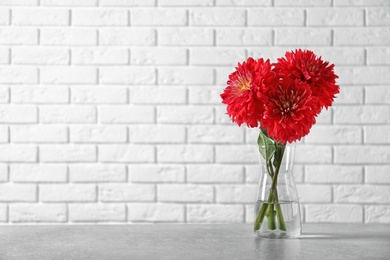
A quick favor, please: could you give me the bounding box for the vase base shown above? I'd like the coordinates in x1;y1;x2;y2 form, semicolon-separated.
254;231;301;239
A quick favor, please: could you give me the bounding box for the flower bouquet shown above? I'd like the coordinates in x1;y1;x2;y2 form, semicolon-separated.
220;49;339;237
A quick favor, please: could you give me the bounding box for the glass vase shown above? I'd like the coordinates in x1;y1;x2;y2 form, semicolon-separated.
254;143;301;238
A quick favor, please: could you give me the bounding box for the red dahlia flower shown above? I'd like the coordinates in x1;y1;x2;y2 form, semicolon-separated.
273;49;339;113
220;58;276;128
261;78;317;144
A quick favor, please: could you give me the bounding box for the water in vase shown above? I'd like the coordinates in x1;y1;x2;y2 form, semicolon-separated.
255;200;301;238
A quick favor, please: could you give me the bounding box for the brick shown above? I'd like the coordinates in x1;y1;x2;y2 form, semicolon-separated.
215;106;232;125
41;28;97;46
247;47;289;63
11;47;70;65
216;145;258;163
12;8;69;26
365;126;390;144
100;0;155;6
365;166;390;184
0;204;6;221
0;164;7;182
216;185;256;203
0;105;37;123
12;86;69;103
188;86;223;105
334;0;390;6
41;0;97;5
10;204;66;222
129;165;185;183
129;125;185;143
40;145;96;162
160;0;213;5
157;106;213;124
158;67;213;85
187;204;244;223
249;8;304;26
40;184;96;202
0;9;9;25
157;145;213;163
215;67;236;84
159;28;213;46
305;165;363;183
245;165;265;183
304;125;362;144
40;105;96;123
367;47;390;65
187;164;244;183
69;164;127;183
128;203;184;222
70;126;127;143
306;204;363;223
131;9;187;26
69;203;126;222
334;106;389;124
0;86;8;103
0;67;38;83
72;47;128;65
334;87;363;104
190;8;245;26
0;145;36;162
158;184;213;202
216;28;272;46
10;164;67;183
0;184;36;201
275;0;331;6
190;48;246;66
0;125;8;143
130;86;186;104
99;184;155;201
71;86;127;104
307;8;364;26
72;9;128;26
188;125;244;143
309;47;365;65
99;144;155;163
100;67;155;85
296;184;332;202
0;48;9;64
334;28;390;46
295;145;332;163
131;48;187;65
217;0;271;6
335;146;390;164
0;28;38;45
336;67;390;85
0;0;37;5
11;125;67;143
365;206;390;223
366;86;390;104
99;106;154;123
99;28;155;46
334;185;390;203
41;67;97;84
276;28;332;46
245;128;260;145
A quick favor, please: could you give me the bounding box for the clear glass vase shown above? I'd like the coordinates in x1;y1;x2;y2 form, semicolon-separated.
254;143;301;238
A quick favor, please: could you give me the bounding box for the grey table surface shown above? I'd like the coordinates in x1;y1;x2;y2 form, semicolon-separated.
0;224;389;260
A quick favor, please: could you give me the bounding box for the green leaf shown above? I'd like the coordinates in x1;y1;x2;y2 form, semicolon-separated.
257;130;275;161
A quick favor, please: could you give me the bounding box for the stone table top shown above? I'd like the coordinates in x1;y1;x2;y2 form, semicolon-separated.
0;224;389;259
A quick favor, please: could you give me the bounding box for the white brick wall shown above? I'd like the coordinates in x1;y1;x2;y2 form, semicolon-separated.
0;0;388;224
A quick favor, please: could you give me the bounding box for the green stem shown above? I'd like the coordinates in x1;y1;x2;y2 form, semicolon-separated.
254;144;287;233
271;145;286;231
